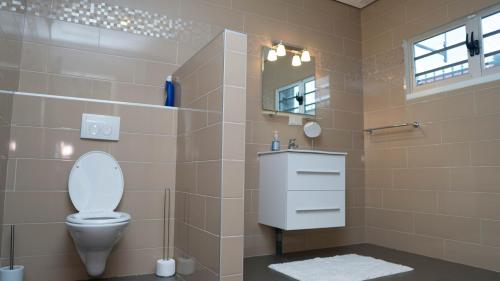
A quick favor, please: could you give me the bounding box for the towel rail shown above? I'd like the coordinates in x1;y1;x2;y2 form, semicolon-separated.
364;122;420;134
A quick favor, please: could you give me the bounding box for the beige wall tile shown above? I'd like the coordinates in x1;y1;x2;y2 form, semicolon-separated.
444;240;500;272
233;0;287;21
4;191;73;224
188;227;220;273
474;84;500;115
99;29;178;64
48;74;93;99
407;143;470;168
104;248;164;277
222;160;245;198
393;168;450;190
110;133;176;163
47;47;135;82
225;51;247;88
0;223;73;258
365;148;407;169
20;42;48;72
133;60;178;87
220;236;244;276
365;190;382;208
471;141;500;166
223;86;246;124
451;167;500;192
188;194;206;229
120;162;176;190
197;160;222;197
366;208;413;232
223;123;245;160
118;191;164;220
205;196;221;235
383;189;437;213
221;198;244;236
415;213;480;243
481;220;500;248
18;71;48;93
225;31;247;53
438;191;500;220
14;159;73;191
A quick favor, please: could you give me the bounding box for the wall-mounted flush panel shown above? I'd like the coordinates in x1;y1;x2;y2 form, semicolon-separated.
80;113;120;141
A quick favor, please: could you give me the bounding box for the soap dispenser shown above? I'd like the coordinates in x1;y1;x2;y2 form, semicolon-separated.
271;131;280;151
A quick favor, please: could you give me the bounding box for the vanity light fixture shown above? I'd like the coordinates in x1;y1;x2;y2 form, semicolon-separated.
301;49;311;62
267;49;278;61
292;54;302;67
276;41;287;57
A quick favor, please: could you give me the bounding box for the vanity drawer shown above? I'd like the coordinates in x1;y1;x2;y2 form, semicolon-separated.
287;153;345;190
286;190;345;230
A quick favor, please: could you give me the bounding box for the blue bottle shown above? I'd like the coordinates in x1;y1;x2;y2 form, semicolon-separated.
165;75;175;107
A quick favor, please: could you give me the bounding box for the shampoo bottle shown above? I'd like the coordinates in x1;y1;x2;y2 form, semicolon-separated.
271;131;280;151
165;75;175;106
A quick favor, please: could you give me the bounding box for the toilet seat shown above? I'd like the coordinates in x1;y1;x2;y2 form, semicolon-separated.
66;211;130;225
67;151;129;225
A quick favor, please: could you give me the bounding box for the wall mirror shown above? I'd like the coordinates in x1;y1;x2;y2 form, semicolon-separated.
261;44;316;116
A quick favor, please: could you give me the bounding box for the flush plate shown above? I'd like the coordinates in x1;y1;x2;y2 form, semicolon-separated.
80;113;120;141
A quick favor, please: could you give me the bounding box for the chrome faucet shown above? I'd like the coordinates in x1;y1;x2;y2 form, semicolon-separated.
288;138;299;150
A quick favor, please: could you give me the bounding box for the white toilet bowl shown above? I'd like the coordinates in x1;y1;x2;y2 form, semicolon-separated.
65;151;131;277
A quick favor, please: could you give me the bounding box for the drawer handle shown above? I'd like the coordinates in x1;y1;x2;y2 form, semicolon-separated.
296;207;341;212
296;170;341;175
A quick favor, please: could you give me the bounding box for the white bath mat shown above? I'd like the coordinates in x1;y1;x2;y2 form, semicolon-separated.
269;254;413;281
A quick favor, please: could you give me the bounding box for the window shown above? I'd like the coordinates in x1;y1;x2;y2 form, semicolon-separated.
405;4;500;99
276;77;315;115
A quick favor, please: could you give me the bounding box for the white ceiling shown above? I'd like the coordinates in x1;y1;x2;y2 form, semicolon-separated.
336;0;377;8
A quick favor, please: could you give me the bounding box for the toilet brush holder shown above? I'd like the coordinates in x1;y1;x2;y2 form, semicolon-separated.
156;259;175;277
155;188;176;277
0;265;24;281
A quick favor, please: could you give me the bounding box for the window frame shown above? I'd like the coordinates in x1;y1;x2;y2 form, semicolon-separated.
404;3;500;100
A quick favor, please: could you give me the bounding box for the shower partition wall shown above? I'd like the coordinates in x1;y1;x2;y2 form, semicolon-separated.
174;30;247;281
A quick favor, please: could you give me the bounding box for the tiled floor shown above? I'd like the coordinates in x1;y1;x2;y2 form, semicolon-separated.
98;244;500;281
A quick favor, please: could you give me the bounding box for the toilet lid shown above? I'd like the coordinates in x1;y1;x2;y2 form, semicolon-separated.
68;151;124;212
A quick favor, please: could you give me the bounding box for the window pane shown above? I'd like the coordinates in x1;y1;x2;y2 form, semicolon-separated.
416;62;469;86
482;11;500;35
482;11;500;69
305;80;315;93
278;86;299;113
304;92;315;105
415;44;468;74
484;33;500;55
414;26;466;57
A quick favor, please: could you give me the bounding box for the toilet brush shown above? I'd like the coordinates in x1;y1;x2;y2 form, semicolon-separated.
0;225;24;281
156;188;176;277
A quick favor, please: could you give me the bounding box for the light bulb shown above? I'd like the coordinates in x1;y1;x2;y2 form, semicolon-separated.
292;54;302;67
267;49;277;61
276;42;286;57
301;49;311;62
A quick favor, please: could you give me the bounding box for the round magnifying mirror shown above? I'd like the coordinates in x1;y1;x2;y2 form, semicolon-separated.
304;121;322;138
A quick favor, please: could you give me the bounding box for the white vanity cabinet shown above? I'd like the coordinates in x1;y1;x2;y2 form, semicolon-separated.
258;150;346;231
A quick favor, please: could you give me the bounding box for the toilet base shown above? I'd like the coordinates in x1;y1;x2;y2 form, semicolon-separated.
66;220;129;277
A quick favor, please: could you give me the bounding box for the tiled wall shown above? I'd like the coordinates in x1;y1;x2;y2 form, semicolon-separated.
3;94;177;281
361;0;500;272
243;2;364;256
0;8;25;266
174;30;247;281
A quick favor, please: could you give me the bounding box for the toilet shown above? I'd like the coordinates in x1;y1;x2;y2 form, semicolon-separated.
65;151;131;277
